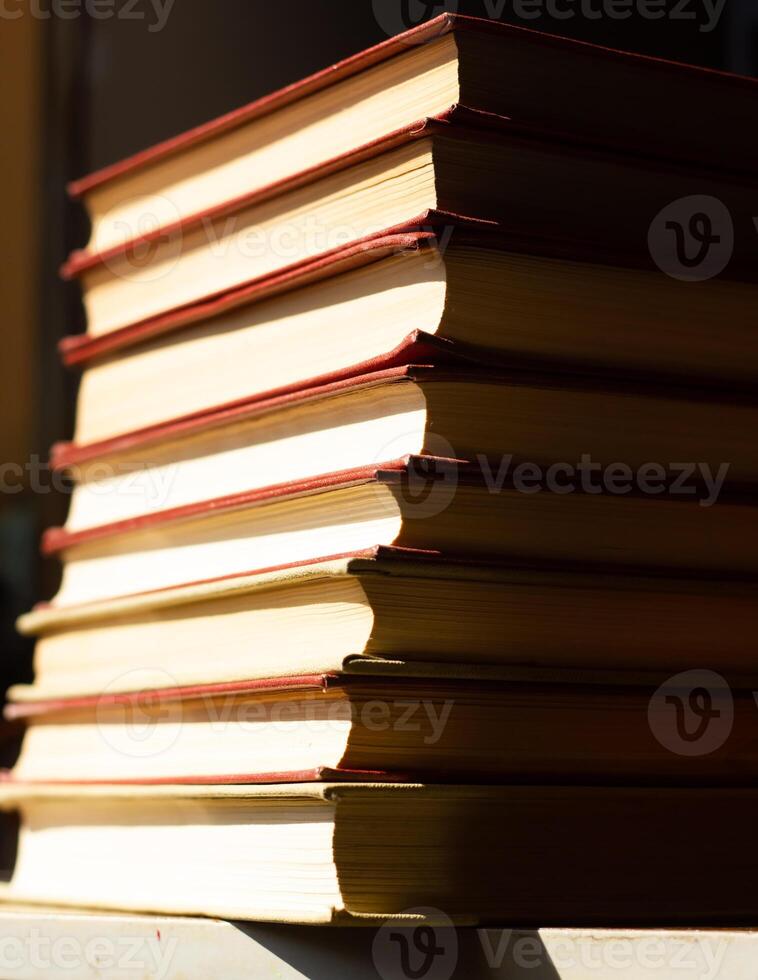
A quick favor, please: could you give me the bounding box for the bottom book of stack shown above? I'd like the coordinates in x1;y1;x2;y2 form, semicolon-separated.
1;781;758;924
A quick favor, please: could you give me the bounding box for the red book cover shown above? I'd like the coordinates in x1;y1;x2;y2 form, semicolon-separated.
51;364;437;468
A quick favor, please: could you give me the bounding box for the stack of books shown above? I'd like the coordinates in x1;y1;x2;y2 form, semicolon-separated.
2;15;758;925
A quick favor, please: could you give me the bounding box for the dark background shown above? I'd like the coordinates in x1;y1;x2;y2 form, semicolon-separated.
0;0;756;716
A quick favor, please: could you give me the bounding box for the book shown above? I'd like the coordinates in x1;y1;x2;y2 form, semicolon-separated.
64;121;758;340
69;14;758;261
63;235;758;450
7;674;758;785
14;552;758;701
3;782;758;924
57;367;758;535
